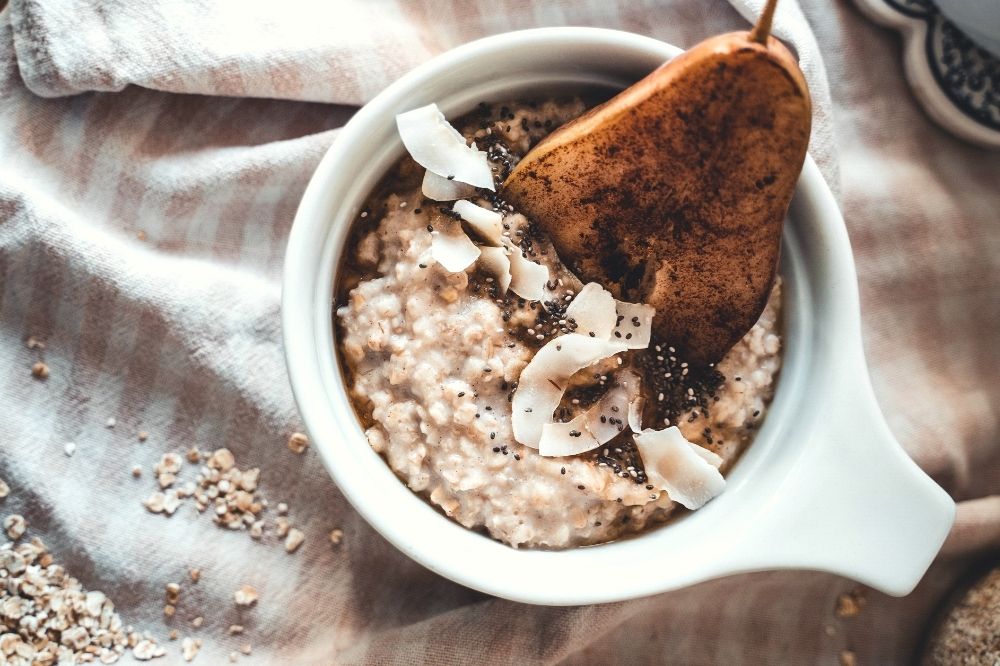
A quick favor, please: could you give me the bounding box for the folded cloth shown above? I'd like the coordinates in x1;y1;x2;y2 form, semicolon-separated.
0;0;997;663
9;0;838;183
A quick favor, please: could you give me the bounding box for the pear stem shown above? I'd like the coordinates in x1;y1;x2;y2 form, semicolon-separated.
749;0;778;44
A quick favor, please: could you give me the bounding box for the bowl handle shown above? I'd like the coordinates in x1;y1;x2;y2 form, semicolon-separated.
730;364;955;596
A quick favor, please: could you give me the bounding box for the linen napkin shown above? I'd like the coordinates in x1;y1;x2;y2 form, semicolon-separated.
1;0;998;663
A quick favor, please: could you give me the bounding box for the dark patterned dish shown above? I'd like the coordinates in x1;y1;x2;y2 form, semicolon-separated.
854;0;1000;148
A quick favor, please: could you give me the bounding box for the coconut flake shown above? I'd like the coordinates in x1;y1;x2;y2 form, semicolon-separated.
627;396;644;432
478;246;511;293
396;104;495;190
422;170;476;201
431;229;480;273
563;283;654;349
633;427;725;510
585;385;633;444
565;283;617;339
613;300;655;349
506;242;549;302
584;370;640;443
537;370;642;457
453;200;503;245
618;369;645;436
538;414;600;457
687;442;723;468
512;334;627;448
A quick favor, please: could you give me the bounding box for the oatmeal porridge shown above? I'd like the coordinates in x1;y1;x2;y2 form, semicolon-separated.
335;99;782;549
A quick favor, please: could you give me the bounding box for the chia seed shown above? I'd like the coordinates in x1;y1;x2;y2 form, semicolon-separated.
638;340;724;427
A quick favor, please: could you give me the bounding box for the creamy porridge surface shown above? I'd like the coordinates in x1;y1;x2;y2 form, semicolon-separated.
336;99;783;549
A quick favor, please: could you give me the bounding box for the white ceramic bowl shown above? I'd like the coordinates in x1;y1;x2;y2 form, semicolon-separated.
283;28;955;605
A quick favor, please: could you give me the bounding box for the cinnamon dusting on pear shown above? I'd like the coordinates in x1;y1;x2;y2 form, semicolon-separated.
503;0;810;365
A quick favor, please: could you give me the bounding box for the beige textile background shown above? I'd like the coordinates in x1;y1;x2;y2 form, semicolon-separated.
1;0;998;663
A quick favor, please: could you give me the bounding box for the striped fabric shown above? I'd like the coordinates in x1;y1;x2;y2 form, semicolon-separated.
0;0;997;663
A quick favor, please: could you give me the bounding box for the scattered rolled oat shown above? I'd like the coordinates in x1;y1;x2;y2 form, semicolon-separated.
329;528;344;546
143;491;181;515
169;630;179;641
165;583;181;602
153;453;184;486
132;465;143;478
191;616;203;628
209;448;235;471
0;536;164;664
167;492;182;514
138;431;149;442
4;514;26;540
197;452;264;531
163;604;176;617
234;585;258;607
181;637;201;662
142;493;164;513
240;644;252;655
106;417;117;428
835;589;866;618
0;478;9;499
26;336;45;350
230;652;239;662
142;446;304;560
228;625;244;635
133;639;165;661
287;432;309;454
188;568;201;583
64;441;76;457
839;650;857;666
31;361;49;379
285;528;305;553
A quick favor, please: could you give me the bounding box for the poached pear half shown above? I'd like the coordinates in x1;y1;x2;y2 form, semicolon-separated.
503;4;811;365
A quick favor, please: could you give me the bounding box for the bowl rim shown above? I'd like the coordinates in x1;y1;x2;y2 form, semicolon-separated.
282;27;951;605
